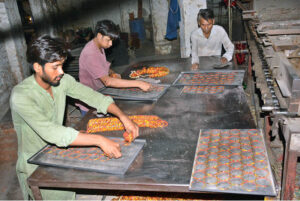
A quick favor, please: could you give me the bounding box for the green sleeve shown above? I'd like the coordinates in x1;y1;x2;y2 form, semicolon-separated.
63;74;114;114
10;88;78;147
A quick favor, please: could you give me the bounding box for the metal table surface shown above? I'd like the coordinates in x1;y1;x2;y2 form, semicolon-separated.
28;57;255;199
123;56;237;84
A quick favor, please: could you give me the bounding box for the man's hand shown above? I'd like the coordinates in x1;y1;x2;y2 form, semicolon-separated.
109;69;121;78
191;63;199;70
220;57;228;64
106;103;139;141
119;115;139;140
110;73;121;78
97;135;122;158
70;132;122;158
138;81;152;92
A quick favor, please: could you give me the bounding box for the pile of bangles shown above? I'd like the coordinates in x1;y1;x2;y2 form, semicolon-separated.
129;66;170;78
182;86;225;94
112;195;193;201
87;115;168;133
181;72;237;85
45;146;110;162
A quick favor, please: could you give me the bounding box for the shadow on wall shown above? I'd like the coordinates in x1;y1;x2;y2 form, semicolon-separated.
1;0;125;41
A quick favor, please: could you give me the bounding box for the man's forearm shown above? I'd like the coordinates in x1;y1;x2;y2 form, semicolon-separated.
71;132;122;158
71;132;103;147
222;36;234;61
106;103;140;139
101;76;143;89
107;103;127;120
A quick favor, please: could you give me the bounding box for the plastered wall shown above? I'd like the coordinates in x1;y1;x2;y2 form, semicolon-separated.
56;0;151;34
0;0;28;120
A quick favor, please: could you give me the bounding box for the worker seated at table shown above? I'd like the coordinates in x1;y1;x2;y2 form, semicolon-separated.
10;35;139;200
190;8;234;70
77;20;152;116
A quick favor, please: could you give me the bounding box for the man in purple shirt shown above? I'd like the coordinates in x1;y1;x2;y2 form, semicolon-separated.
78;20;152;115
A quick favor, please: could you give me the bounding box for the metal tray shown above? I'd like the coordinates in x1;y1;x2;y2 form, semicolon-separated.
99;84;170;101
28;137;146;175
173;70;245;86
189;129;277;196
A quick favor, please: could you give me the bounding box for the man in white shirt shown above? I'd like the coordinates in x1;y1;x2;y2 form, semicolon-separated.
190;9;234;70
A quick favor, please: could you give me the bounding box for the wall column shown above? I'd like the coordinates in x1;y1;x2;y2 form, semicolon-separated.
0;0;28;120
178;0;206;58
28;0;60;36
150;0;172;55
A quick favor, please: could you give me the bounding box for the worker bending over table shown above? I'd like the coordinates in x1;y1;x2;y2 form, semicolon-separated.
190;8;234;70
77;20;152;116
10;35;139;200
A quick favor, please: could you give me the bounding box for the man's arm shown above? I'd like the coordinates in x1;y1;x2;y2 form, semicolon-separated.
100;75;152;92
71;132;122;158
11;87;122;158
221;30;234;62
65;75;139;157
69;94;139;158
106;103;139;139
65;74;139;139
10;87;79;147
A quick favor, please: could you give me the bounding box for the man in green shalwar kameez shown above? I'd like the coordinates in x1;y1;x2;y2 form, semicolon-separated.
10;35;139;200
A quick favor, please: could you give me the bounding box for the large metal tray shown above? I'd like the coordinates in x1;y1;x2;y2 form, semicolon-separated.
173;70;245;86
99;84;170;101
28;137;146;175
189;129;276;196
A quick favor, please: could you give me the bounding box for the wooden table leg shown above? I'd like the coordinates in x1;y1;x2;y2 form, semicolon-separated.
264;115;271;147
30;185;43;200
282;149;298;200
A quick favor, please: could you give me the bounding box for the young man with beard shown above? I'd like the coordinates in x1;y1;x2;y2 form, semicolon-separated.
78;20;152;116
190;8;234;70
10;35;139;200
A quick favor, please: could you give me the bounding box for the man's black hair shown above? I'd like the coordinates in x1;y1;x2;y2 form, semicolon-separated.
27;35;68;70
94;20;120;40
197;8;214;22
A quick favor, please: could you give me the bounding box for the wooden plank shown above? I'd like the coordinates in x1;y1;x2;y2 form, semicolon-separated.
273;45;299;52
266;29;300;36
236;0;246;11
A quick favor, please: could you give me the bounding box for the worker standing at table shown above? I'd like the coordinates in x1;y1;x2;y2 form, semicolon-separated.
78;20;152;116
190;8;234;70
10;35;139;200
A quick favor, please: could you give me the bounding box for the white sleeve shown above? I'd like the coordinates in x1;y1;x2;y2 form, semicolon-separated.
221;29;234;61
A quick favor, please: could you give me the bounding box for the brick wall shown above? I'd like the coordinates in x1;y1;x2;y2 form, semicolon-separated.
0;122;18;163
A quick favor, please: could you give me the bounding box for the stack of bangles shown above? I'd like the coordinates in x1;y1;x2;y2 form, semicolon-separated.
86;115;168;133
129;66;169;78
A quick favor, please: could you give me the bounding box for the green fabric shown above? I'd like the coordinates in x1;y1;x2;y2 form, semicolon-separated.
10;74;114;200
